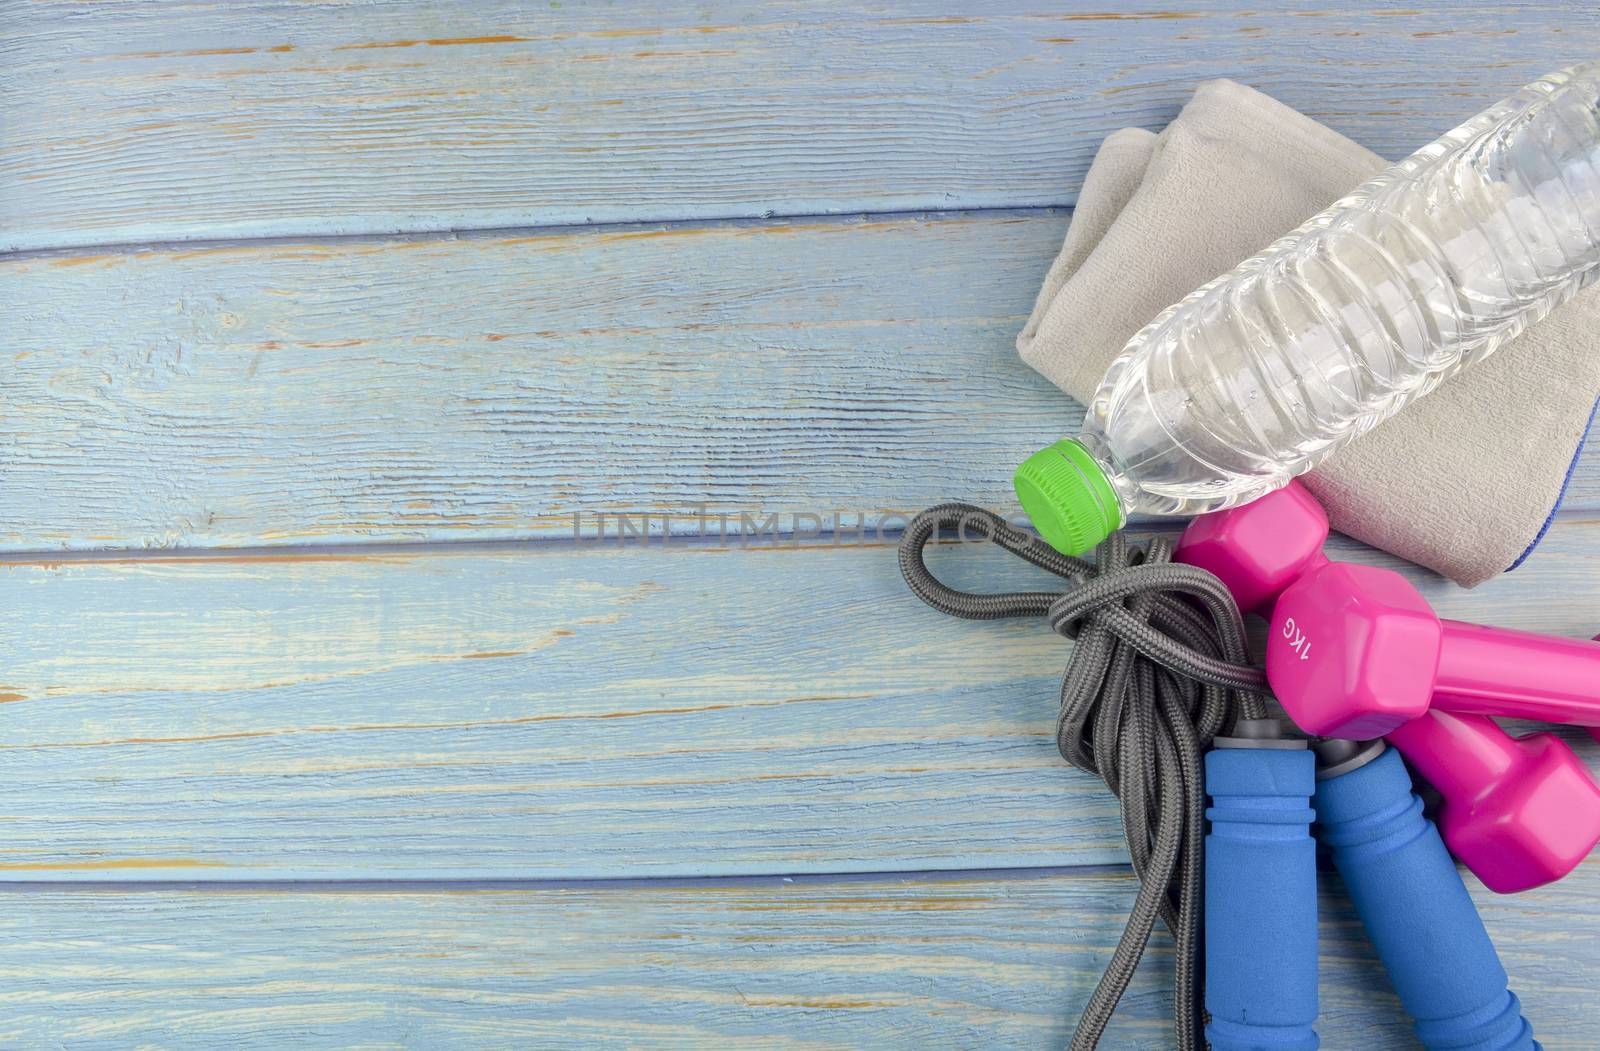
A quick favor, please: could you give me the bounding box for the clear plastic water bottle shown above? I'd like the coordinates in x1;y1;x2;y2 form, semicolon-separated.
1015;63;1600;556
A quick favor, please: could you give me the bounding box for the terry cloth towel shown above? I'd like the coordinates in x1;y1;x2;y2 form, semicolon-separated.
1018;79;1600;587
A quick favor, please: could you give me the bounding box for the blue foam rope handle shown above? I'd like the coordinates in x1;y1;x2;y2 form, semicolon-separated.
1314;749;1539;1050
1508;394;1599;572
1205;747;1319;1050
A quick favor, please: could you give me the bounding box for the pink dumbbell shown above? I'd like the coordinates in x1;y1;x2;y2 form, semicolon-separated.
1177;480;1600;892
1267;540;1600;739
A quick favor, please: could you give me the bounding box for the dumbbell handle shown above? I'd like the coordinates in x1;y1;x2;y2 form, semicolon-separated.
1387;709;1544;800
1315;746;1540;1050
1205;733;1318;1051
1434;620;1600;725
1189;519;1600;725
1588;634;1600;744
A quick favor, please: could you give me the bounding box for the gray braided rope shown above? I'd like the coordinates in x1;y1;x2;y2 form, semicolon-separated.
898;503;1269;1051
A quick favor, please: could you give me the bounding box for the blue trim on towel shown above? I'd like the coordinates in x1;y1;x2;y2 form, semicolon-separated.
1507;394;1600;572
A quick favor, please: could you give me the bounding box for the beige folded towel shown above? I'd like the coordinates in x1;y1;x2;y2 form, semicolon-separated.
1019;80;1600;587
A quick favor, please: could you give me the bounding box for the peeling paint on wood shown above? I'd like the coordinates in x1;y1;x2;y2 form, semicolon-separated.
0;865;1596;1047
3;2;1595;250
7;5;1600;1046
1;212;1075;551
6;210;1596;553
0;521;1595;880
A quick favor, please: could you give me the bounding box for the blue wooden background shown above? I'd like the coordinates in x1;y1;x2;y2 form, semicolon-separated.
4;1;1600;1046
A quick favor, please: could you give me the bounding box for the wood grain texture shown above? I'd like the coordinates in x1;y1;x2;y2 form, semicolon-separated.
8;210;1599;553
0;212;1071;551
3;1;1592;251
3;519;1597;882
7;4;1600;1046
1;865;1596;1049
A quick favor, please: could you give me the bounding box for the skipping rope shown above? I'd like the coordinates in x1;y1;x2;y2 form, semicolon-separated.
898;503;1269;1051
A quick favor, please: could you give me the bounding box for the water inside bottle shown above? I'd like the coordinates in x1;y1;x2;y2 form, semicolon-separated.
1088;64;1600;519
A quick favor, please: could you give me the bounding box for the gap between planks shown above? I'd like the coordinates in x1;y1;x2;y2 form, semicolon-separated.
0;205;1067;265
1;510;1596;566
0;863;1134;894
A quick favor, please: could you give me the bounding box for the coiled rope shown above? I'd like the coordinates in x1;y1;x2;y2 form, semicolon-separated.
897;503;1269;1051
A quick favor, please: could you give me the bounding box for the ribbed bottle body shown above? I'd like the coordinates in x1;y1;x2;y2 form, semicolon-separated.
1089;63;1600;518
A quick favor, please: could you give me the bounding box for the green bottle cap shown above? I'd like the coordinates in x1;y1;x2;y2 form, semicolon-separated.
1013;438;1124;555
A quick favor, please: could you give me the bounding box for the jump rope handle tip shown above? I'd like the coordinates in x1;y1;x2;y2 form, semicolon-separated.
1205;720;1321;1051
1314;742;1541;1051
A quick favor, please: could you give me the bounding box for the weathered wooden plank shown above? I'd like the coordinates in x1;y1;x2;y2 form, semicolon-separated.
2;1;1591;251
8;211;1598;553
0;212;1073;551
1;517;1596;882
0;863;1595;1049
